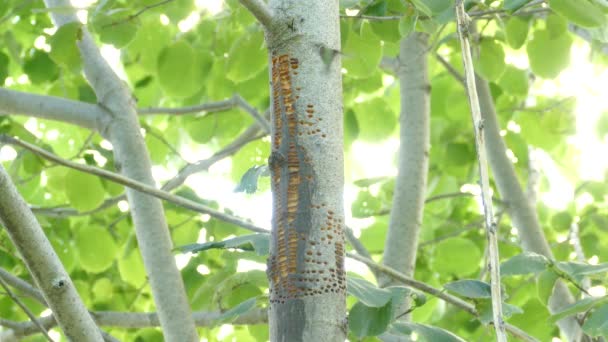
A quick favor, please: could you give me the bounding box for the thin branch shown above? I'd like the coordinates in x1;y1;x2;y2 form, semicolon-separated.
1;134;268;233
139;95;271;134
0;268;46;304
455;1;506;340
0;277;53;342
30;195;124;218
0;308;268;340
435;53;465;85
102;0;174;28
0;164;103;342
238;0;273;28
347;252;476;315
346;252;539;342
0;88;107;131
162;123;264;191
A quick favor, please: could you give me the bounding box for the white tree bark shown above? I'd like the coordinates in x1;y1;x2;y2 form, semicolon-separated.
254;0;347;340
42;1;198;340
0;165;104;342
0;88;106;131
381;33;430;289
476;76;582;341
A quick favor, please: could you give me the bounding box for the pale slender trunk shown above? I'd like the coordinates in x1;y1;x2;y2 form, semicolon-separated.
0;166;104;341
43;1;198;340
380;33;430;293
476;76;582;341
262;0;346;340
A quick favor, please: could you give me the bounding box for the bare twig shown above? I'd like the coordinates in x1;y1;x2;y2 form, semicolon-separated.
1;135;268;234
162;123;265;191
435;53;465;85
455;1;506;340
0;308;268;340
102;0;174;28
346;252;539;342
138;95;271;134
0;277;53;341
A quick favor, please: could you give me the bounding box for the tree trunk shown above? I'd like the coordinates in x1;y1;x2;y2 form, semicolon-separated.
381;32;430;289
43;1;199;340
264;1;346;341
476;76;582;341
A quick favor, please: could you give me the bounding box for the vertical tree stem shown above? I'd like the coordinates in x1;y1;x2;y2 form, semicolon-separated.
454;1;506;341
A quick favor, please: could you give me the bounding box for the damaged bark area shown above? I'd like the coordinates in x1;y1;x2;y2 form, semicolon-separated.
264;1;346;340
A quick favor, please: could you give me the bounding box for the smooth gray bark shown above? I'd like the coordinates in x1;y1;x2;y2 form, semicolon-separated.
0;166;104;342
380;33;430;288
476;76;582;341
260;0;347;340
0;88;106;131
42;1;198;340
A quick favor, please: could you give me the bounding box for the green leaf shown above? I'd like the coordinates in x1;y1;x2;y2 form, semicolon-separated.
49;22;82;71
347;277;393;307
504;0;530;12
348;300;393;337
351;189;384;217
352;98;396;141
497;65;529;97
536;269;559;304
500;252;550;276
76;225;118;273
119;249;146;287
478;301;524;324
343;22;383;79
551;211;573;232
398;15;418;37
582;303;608;337
23;50;59;84
391;322;467;342
444;279;491;299
226;30;266;83
234;165;268;194
64;169;105;212
527;29;572;79
91;9;140;48
475;39;506;81
431;238;481;276
445;142;475;166
505;17;530;49
92;278;114;303
157;41;204;98
550;297;608;323
509;299;553;341
556;261;608;280
549;0;606;28
0;51;8;85
411;0;451;16
176;233;270;256
546;14;568;38
216;297;257;323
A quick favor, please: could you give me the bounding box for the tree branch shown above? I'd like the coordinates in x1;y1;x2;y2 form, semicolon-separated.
138;95;271;134
1;134;268;234
162;124;264;191
0;165;104;341
346;252;539;342
476;73;583;341
435;53;465;85
0;277;53;342
238;0;273;28
0;308;268;341
43;0;200;337
455;2;506;339
0;87;108;131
